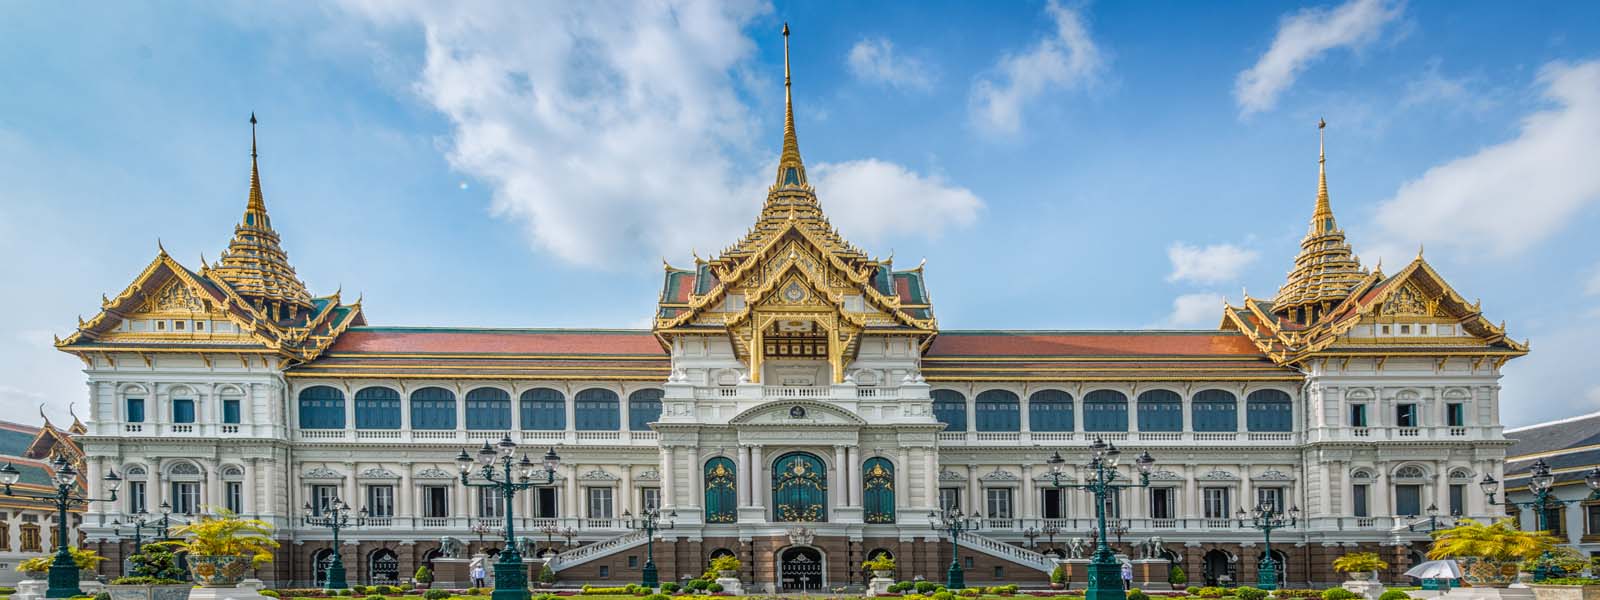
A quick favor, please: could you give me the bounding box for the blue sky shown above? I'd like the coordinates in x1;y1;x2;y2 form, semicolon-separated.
3;1;1599;427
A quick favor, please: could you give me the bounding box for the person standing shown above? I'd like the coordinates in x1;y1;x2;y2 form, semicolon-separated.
471;556;487;588
1121;561;1133;591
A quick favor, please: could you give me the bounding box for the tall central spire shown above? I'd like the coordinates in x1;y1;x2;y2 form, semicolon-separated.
774;22;808;188
1272;119;1367;325
1311;118;1335;234
211;113;313;321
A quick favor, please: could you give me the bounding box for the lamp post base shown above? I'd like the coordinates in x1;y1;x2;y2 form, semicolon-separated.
491;554;529;600
1257;561;1278;591
1085;557;1126;600
946;561;965;591
642;560;659;589
44;561;81;599
324;562;349;591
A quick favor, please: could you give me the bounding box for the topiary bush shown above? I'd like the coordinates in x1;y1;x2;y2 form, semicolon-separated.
645;594;670;600
1128;589;1150;600
916;581;940;594
1322;589;1360;600
1198;587;1227;598
707;583;724;593
424;589;451;600
1187;586;1202;595
259;592;280;599
932;591;955;600
365;595;385;600
1378;591;1411;600
1237;586;1269;600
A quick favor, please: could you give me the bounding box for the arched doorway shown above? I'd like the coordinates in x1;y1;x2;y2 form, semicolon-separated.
312;549;336;588
368;549;399;584
862;549;893;586
1202;549;1235;587
779;547;824;591
1256;549;1289;586
773;452;828;522
421;548;443;573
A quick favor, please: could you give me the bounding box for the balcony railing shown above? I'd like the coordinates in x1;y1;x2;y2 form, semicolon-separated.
935;431;1301;446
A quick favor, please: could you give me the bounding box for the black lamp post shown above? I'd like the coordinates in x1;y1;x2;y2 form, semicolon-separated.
1023;526;1041;549
303;497;367;590
1235;502;1298;590
622;507;676;588
110;501;185;554
1042;523;1060;555
0;458;122;598
1480;462;1600;581
457;436;560;600
1406;503;1459;533
929;506;982;589
1047;440;1156;600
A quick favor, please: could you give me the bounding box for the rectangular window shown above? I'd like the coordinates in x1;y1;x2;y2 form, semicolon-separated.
599;566;609;578
170;482;200;515
1585;504;1600;535
628;556;638;568
985;488;1014;519
1396;403;1418;428
1042;488;1065;519
127;398;146;423
1349;404;1367;427
939;487;961;511
587;488;615;519
368;485;395;518
423;486;450;518
1449;484;1465;516
1353;484;1369;518
1446;403;1465;427
223;399;241;424
1256;488;1284;512
1203;487;1230;519
128;481;147;514
1150;488;1175;520
993;566;1005;579
312;485;340;516
173;398;196;424
1104;489;1122;519
225;482;243;514
641;488;660;513
536;487;559;518
195;321;204;331
1396;484;1423;517
479;487;506;518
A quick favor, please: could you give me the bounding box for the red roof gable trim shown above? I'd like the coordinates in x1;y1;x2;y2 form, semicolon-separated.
326;328;667;356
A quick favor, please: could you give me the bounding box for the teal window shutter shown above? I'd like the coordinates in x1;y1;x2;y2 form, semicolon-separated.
173;398;196;424
931;390;967;432
862;457;896;523
520;388;565;430
355;387;402;429
704;457;737;523
409;387;456;430
1083;390;1128;432
1028;390;1073;432
126;398;145;423
465;388;512;430
1192;389;1238;432
222;399;241;424
772;452;828;522
1137;390;1183;432
1245;390;1292;432
975;390;1021;432
574;389;620;431
628;389;663;431
298;386;346;429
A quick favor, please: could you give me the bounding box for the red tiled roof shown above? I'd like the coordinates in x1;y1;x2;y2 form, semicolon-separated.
927;331;1267;358
327;328;666;356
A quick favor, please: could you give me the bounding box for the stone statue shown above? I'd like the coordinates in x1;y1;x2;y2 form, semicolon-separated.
1066;537;1087;559
1141;537;1165;560
439;537;465;559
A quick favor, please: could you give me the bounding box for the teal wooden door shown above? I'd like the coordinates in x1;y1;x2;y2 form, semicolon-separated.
772;452;828;522
704;457;737;523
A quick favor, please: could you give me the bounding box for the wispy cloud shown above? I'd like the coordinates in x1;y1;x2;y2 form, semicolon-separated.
1399;59;1500;115
1369;60;1600;263
1235;0;1403;116
969;0;1104;136
846;37;935;91
1166;242;1259;285
812;159;981;243
1156;293;1227;328
341;2;981;267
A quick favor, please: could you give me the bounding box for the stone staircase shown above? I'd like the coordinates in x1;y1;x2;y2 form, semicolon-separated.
957;530;1057;574
546;530;648;572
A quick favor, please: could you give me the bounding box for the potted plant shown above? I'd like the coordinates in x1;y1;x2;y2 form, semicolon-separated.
1429;518;1559;588
862;553;897;579
538;563;556;588
710;555;742;579
414;566;433;589
1332;552;1389;581
153;509;279;588
17;548;107;581
1051;564;1066;590
109;547;192;600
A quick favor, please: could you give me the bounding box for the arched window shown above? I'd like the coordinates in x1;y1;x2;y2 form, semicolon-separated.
1137;390;1182;432
772;452;828;522
1029;390;1074;432
220;389;243;425
1246;390;1293;432
628;389;663;431
465;388;511;430
704;457;736;523
368;548;399;584
1191;389;1238;432
974;390;1021;432
409;387;456;430
574;388;620;431
519;388;565;430
354;387;402;429
932;390;967;432
1082;390;1128;432
862;458;895;523
298;386;346;430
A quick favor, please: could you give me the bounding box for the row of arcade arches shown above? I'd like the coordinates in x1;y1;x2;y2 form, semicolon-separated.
931;389;1294;433
298;386;663;431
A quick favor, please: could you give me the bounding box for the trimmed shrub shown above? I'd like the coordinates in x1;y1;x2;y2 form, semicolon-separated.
365;595;385;600
932;591;956;600
1128;589;1150;600
95;593;112;600
1198;587;1228;598
706;583;724;593
1322;589;1360;600
645;594;671;600
1237;587;1269;600
1378;591;1411;600
1187;586;1203;595
916;581;940;594
687;579;711;591
424;589;452;600
259;592;281;599
958;588;980;597
659;583;679;594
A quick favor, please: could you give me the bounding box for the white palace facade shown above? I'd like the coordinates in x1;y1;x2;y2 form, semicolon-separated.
55;36;1528;592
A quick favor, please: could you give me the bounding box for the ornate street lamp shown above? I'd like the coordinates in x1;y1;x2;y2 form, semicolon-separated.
1235;502;1298;590
622;507;677;588
110;501;187;554
0;458;121;598
1405;503;1459;533
1042;523;1061;556
1023;526;1041;549
540;523;576;557
928;506;982;589
303;497;368;590
457;436;560;600
1046;440;1156;600
1480;462;1600;581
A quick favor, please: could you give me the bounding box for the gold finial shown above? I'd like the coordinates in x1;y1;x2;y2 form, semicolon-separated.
1417;243;1425;259
1312;118;1333;234
157;238;167;256
773;22;807;188
247;113;265;214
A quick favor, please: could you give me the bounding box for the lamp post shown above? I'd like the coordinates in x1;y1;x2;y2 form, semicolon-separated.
1405;503;1459;533
622;507;677;588
457;436;560;600
303;497;368;590
110;501;185;554
1023;526;1041;549
0;458;122;598
1480;462;1600;581
1047;439;1156;600
1042;523;1060;556
471;521;500;548
928;506;982;590
1235;502;1298;590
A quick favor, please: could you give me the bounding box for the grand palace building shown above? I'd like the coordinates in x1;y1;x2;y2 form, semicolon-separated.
55;31;1529;592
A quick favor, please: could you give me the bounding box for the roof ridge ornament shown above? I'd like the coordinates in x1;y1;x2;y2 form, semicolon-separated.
773;23;807;189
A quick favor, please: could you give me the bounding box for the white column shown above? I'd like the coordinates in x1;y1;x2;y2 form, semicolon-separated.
896;447;911;509
566;465;581;520
1022;465;1036;518
751;445;765;509
848;448;863;507
243;459;258;515
736;446;751;507
345;463;360;507
968;465;981;515
660;448;676;510
832;445;847;509
1434;465;1450;514
1239;465;1253;511
1184;469;1199;519
201;459;218;510
923;449;937;510
398;463;412;520
150;459;165;511
86;457;104;516
620;465;634;516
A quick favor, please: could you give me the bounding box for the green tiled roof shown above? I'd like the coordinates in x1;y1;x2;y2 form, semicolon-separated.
0;428;35;457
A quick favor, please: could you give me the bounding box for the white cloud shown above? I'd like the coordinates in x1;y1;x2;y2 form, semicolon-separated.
341;2;981;267
811;159;981;242
1234;0;1403;116
1157;293;1226;328
969;0;1103;135
1369;60;1600;262
846;37;934;91
1399;59;1499;115
1166;242;1259;284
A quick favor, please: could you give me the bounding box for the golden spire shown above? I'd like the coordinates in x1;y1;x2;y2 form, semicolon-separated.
1271;118;1367;325
774;22;807;188
210;113;313;320
1310;118;1335;234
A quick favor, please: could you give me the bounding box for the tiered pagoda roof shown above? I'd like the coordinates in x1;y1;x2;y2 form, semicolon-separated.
1271;120;1368;326
207;114;316;323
